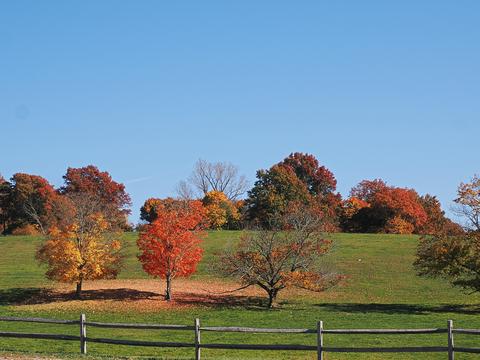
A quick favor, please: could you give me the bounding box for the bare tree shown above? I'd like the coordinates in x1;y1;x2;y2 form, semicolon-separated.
23;201;46;235
453;175;480;232
217;208;343;308
176;180;195;200
180;159;248;200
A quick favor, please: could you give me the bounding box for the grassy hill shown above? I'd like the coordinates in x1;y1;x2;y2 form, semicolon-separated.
0;232;479;359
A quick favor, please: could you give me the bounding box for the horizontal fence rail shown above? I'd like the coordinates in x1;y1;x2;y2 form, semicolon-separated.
1;315;480;359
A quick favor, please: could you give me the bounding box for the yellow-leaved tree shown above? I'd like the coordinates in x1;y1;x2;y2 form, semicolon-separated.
36;194;123;298
202;190;241;229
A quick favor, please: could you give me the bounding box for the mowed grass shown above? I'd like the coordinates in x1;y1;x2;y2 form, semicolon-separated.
1;232;480;359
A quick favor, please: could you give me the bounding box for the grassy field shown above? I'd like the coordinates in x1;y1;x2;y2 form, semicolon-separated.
1;231;480;359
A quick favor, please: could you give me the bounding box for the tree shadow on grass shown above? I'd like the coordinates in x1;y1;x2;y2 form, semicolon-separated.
171;292;268;310
0;287;160;305
0;288;44;305
316;303;480;315
0;287;269;310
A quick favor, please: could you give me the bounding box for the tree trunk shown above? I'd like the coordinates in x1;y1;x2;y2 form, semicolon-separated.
165;275;172;301
267;289;277;308
75;280;83;299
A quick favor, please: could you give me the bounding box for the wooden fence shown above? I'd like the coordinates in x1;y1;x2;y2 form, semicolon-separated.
1;315;480;359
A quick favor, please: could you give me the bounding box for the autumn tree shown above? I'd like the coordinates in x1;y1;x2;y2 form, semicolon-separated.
60;165;131;230
278;152;337;196
350;179;388;203
339;197;370;232
415;176;480;292
246;165;311;226
140;197;199;223
415;233;480;292
345;179;461;235
344;180;428;234
36;194;123;298
218;208;343;308
5;173;71;235
0;175;11;234
417;194;463;235
178;159;248;201
454;175;480;232
0;174;11;234
137;200;207;301
202;190;241;229
245;153;341;229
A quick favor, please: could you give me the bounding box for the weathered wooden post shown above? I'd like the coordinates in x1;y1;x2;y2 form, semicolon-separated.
195;318;201;360
317;320;324;360
447;320;454;360
80;313;87;355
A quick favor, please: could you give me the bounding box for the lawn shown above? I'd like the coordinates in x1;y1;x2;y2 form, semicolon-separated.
0;231;479;359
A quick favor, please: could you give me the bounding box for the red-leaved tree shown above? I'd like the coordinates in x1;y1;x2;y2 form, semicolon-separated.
137;200;207;301
61;165;131;230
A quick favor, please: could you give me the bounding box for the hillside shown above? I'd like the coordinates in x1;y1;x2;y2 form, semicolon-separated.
0;232;479;359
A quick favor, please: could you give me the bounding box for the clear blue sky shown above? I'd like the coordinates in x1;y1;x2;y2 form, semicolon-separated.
1;1;479;223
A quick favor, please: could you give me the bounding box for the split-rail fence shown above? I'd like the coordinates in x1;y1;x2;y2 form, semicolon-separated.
1;315;480;359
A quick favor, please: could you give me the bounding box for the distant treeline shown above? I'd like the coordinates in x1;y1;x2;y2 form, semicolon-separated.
0;153;465;236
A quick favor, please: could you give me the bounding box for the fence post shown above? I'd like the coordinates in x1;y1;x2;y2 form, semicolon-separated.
317;320;323;360
80;313;87;355
447;319;454;360
195;318;201;360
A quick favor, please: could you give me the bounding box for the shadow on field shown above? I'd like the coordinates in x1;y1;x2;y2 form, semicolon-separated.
0;288;44;305
316;303;480;315
0;287;159;305
171;292;267;310
0;287;268;309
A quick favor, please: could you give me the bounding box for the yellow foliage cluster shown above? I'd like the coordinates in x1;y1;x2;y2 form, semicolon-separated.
36;214;122;284
385;216;415;234
202;191;241;229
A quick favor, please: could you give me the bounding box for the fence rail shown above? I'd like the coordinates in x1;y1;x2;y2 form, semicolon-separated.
1;315;479;359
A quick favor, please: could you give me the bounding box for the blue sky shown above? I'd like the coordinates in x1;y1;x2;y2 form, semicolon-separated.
1;1;479;223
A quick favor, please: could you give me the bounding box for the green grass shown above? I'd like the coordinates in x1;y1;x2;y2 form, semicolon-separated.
1;232;480;359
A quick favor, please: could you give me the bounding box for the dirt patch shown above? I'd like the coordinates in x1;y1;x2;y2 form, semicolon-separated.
0;354;61;360
14;278;270;312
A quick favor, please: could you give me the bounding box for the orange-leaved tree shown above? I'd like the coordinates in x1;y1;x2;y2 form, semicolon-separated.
218;207;344;308
137;200;207;301
36;207;122;298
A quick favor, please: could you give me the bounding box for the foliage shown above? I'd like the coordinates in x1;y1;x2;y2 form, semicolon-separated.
140;197;203;224
279;152;337;196
218;208;343;308
350;179;388;202
5;173;70;235
36;213;122;298
344;179;435;234
418;194;464;235
415;233;480;292
0;175;11;234
415;175;480;293
374;187;428;231
385;216;415;234
137;200;207;300
340;197;370;231
11;224;41;236
245;153;341;228
61;165;131;230
245;165;310;226
202;190;241;229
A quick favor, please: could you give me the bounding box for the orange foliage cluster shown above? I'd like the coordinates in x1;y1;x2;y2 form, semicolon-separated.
137;200;207;299
342;179;456;235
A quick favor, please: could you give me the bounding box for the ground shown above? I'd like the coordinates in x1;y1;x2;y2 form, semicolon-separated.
1;231;480;359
